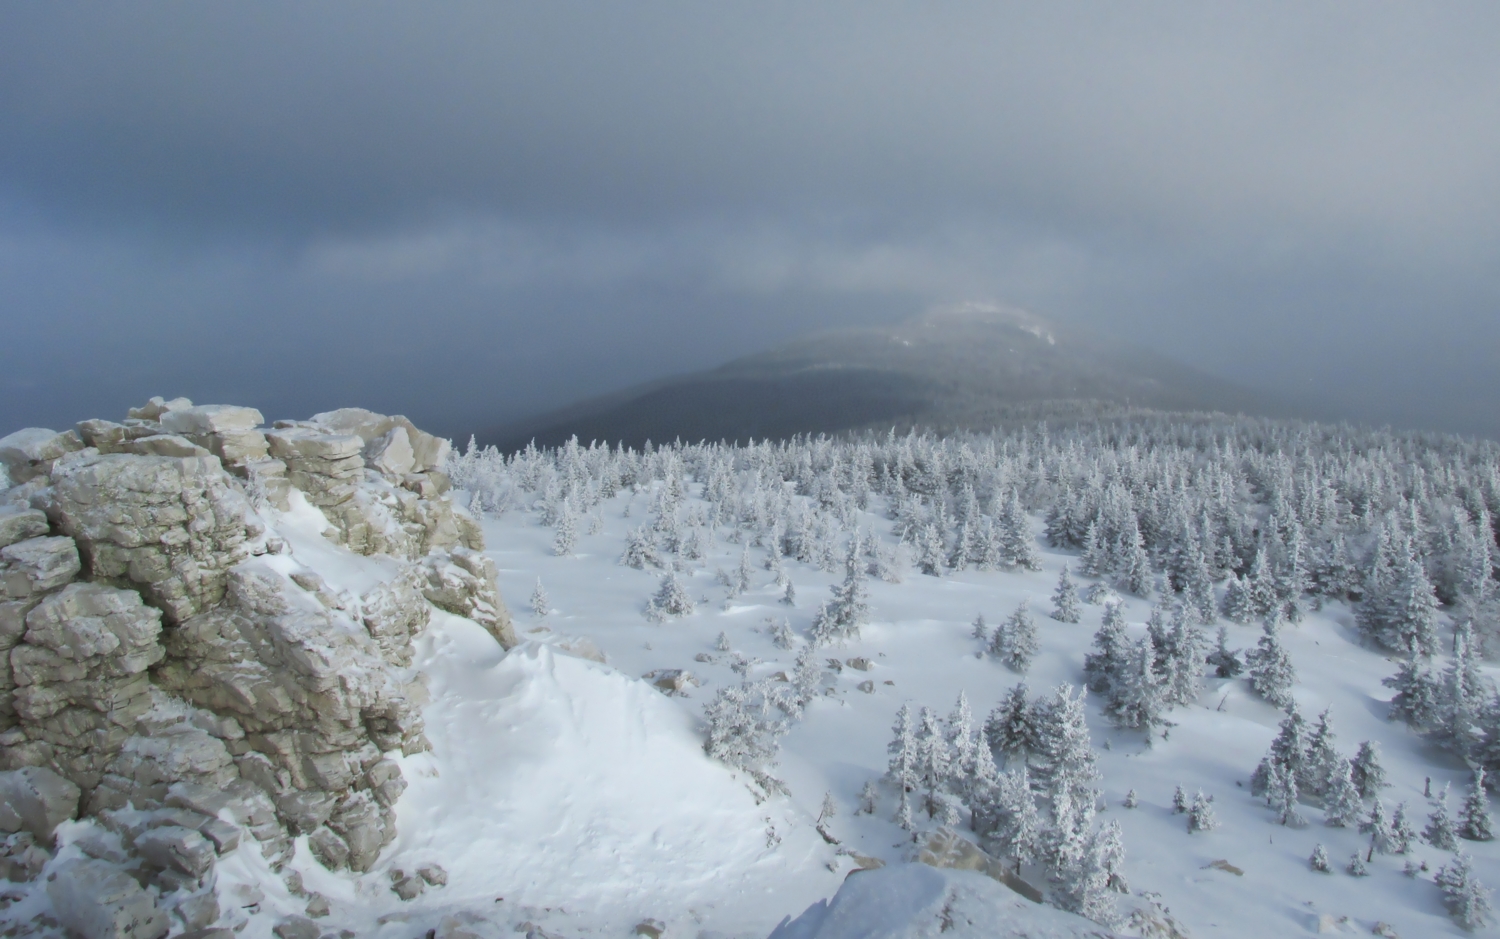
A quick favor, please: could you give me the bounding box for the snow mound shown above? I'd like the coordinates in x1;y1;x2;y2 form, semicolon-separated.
393;615;840;935
769;864;1120;939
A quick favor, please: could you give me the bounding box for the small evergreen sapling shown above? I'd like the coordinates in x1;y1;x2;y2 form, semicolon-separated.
1460;768;1494;842
1122;788;1138;809
646;570;695;620
1051;565;1082;623
1187;792;1219;833
858;780;878;816
1360;799;1393;854
1437;851;1494;930
1000;600;1039;673
1389;802;1417;854
1208;625;1244;678
1248;618;1296;708
1428;784;1461;851
530;579;550;618
1172;786;1189;814
1351;741;1388;801
1323;758;1362;828
1346;851;1368;877
1310;843;1331;872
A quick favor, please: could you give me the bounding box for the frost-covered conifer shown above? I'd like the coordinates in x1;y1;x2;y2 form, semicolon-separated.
1303;708;1339;796
1248;618;1296;709
1162;604;1207;707
1051;565;1082;623
1054;820;1125;926
1346;851;1368;877
1384;655;1441;728
946;692;977;788
781;581;796;606
918;524;947;577
1000;600;1039;673
769;617;794;650
1351;741;1388;801
1428;783;1461;850
646;569;695;620
1323;758;1362;828
1270;762;1306;827
1460;767;1494;842
915;707;951;816
1104;635;1164;738
530;579;550;618
788;645;821;714
1209;625;1244;678
983;765;1043;873
985;684;1033;768
1079;521;1107;579
703;681;787;784
818;791;837;824
1438;851;1494;930
1220;573;1254;623
999;490;1042;571
620;526;659;569
971;613;989;646
858;780;878;816
1032;685;1099;806
886;703;918;794
1360;798;1393;853
1172;785;1188;814
552;500;578;556
1390;801;1417;854
1083;603;1130;697
1187;791;1219;833
1268;707;1310;787
809;541;871;646
1310;843;1331;872
1122;788;1138;809
716;631;732;652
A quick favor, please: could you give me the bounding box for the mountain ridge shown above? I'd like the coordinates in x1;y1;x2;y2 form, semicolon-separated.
482;303;1278;450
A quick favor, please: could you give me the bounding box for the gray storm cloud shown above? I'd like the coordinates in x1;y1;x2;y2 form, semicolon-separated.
1;2;1497;438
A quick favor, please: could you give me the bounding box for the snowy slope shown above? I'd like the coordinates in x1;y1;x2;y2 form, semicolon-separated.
478;484;1499;939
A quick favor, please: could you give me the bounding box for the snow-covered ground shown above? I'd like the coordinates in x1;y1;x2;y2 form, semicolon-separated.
460;484;1499;938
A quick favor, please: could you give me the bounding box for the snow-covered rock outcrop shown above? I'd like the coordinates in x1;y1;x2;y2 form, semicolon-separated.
0;397;515;938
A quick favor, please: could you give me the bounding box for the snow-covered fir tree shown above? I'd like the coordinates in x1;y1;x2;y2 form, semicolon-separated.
1437;851;1494;930
808;539;871;646
1051;565;1081;623
998;600;1039;673
1323;758;1362;828
645;569;695;620
1460;767;1494;842
1248;618;1296;708
530;578;550;618
1187;791;1219;833
1208;625;1244;678
1351;740;1388;801
1310;843;1331;872
1083;603;1130;698
1428;784;1461;851
985;683;1033;769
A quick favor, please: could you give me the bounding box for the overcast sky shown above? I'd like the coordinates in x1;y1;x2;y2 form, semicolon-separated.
3;3;1498;440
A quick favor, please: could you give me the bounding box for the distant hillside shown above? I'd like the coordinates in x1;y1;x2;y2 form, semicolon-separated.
482;303;1273;450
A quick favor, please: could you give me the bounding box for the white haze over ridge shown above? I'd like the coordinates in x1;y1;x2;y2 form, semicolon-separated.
1;3;1498;438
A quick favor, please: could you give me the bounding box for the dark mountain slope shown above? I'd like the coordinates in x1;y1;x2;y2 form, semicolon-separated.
482;304;1273;450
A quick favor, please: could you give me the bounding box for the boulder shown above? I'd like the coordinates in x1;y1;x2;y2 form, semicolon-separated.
133;824;216;878
159;405;264;437
0;427;85;483
366;427;416;477
127;434;213;458
46;856;171;939
50;452;262;623
273;916;321;939
0;829;52;881
421;548;516;647
126;396;193;421
0;505;49;549
75;420;130;453
0;535;80;598
308;408;451;472
0;765;81;842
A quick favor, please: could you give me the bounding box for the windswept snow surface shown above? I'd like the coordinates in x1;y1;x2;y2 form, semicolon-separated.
392;618;838;936
473;485;1500;939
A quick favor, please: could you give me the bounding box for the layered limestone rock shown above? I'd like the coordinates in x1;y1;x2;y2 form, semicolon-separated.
0;397;515;933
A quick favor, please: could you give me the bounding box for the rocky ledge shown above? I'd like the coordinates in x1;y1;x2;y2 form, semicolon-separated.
0;399;514;938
